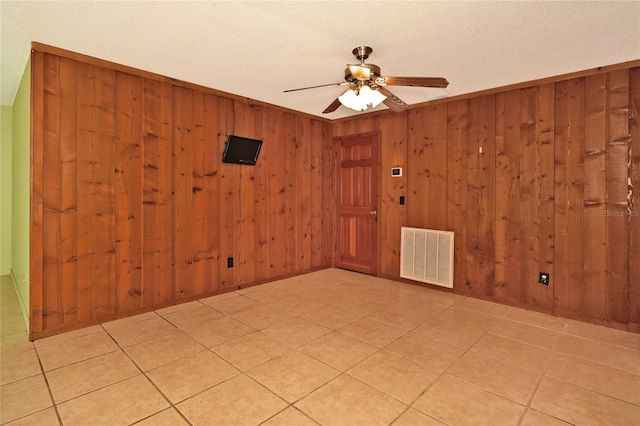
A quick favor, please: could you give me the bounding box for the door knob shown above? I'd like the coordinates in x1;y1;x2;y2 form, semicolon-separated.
370;210;377;216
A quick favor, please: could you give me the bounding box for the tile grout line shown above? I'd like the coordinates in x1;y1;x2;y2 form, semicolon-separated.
125;299;324;425
515;322;568;426
540;327;640;408
398;306;540;425
341;302;478;426
364;298;508;424
38;321;193;425
106;311;311;425
216;286;402;425
402;323;491;426
105;322;197;426
99;326;184;424
25;328;130;425
32;344;64;426
381;304;455;426
241;306;360;425
8;271;638;425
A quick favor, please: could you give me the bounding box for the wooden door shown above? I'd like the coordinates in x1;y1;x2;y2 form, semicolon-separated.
334;132;379;275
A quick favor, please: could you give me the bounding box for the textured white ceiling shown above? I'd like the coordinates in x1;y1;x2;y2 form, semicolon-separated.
2;1;639;119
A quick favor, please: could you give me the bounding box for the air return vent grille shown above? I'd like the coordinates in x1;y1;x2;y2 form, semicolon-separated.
400;227;454;289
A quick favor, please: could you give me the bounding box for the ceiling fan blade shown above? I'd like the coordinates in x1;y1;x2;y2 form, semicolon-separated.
381;76;449;88
322;97;342;114
348;65;371;80
376;86;409;112
283;82;347;93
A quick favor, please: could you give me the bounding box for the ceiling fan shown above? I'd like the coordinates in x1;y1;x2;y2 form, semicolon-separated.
284;46;449;114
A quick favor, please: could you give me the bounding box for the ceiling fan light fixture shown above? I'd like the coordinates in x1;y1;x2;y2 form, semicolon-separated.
285;46;447;114
338;85;386;112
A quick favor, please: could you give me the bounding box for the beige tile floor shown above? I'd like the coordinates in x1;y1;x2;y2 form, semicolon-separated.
1;270;639;425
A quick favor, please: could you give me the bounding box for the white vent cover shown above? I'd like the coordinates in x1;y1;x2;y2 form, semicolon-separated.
400;227;454;289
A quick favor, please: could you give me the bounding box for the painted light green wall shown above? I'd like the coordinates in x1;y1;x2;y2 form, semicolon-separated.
12;58;30;321
1;105;12;275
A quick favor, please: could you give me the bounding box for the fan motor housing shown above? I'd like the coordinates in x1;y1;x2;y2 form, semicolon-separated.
353;46;373;61
344;63;381;82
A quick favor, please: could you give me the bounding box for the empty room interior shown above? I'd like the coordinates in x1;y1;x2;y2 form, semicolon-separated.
1;2;639;425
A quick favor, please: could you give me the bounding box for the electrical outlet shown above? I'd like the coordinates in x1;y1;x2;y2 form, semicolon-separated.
539;272;550;286
227;257;233;268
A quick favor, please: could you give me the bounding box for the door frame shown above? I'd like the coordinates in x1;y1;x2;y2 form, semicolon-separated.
333;131;382;276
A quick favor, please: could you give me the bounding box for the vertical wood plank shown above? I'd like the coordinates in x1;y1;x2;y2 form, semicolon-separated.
191;90;205;295
407;105;447;230
427;105;448;231
581;75;607;318
521;85;555;311
217;97;237;288
142;79;173;306
423;104;447;230
309;119;324;269
76;64;117;320
446;100;468;292
30;49;45;336
372;114;408;277
628;67;640;325
465;95;496;296
266;109;287;278
520;86;554;311
605;69;630;323
375;114;406;277
296;116;312;271
114;71;143;312
495;90;521;303
237;101;257;285
252;106;270;281
536;84;556;311
92;66;116;317
58;58;78;324
324;121;335;267
42;53;63;329
75;62;95;322
283;112;298;275
320;121;334;267
554;78;586;314
407;110;426;228
172;85;194;298
202;93;220;293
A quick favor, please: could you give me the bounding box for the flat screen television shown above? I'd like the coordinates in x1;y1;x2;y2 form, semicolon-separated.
222;135;263;165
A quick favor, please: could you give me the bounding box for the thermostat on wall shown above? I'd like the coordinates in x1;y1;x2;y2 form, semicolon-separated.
391;167;402;177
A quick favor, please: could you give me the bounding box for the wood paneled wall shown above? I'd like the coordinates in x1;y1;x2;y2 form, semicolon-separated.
30;47;333;339
333;63;640;332
30;43;639;337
